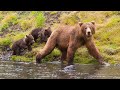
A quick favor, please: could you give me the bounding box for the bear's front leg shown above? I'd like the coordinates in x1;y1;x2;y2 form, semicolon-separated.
12;48;19;55
36;53;42;63
16;47;21;55
28;45;32;51
86;40;106;65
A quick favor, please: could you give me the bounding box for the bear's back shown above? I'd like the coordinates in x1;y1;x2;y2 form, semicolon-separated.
31;28;42;36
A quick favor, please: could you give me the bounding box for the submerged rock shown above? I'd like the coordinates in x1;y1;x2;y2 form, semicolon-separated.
102;62;110;67
64;65;76;71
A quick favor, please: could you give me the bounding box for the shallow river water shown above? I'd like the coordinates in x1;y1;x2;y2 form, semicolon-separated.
0;60;120;79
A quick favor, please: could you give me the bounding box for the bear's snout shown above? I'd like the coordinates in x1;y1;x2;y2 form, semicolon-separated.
30;40;35;45
88;32;91;35
87;31;92;37
85;27;92;37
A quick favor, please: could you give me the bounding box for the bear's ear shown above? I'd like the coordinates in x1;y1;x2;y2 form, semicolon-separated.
26;35;29;38
79;22;83;27
91;21;95;25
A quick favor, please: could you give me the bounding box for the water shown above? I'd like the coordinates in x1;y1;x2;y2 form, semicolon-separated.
0;60;120;79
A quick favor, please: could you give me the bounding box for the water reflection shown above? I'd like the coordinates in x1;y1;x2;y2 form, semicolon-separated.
0;60;120;79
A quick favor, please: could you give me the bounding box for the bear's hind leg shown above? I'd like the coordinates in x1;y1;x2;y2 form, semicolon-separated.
61;50;67;64
66;45;76;66
36;36;57;63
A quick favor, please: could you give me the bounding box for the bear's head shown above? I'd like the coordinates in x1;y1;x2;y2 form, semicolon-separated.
25;34;35;45
79;21;95;39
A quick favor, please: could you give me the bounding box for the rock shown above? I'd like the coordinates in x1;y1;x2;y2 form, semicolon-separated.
64;65;75;71
102;62;110;66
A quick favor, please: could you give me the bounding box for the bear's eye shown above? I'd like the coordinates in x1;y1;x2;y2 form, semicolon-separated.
84;27;87;30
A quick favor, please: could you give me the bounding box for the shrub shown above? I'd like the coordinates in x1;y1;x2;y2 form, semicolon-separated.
0;13;18;31
35;12;46;28
50;11;58;15
59;13;79;25
20;20;32;30
106;15;120;27
0;37;12;46
11;33;26;42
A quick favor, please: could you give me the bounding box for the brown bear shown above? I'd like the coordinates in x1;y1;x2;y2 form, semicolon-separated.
30;27;52;43
36;21;107;66
12;34;35;55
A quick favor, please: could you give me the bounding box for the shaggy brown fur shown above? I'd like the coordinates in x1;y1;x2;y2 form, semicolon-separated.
12;34;35;55
30;27;52;43
36;21;105;65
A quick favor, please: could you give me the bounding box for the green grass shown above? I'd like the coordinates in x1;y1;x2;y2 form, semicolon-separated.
50;11;58;15
42;48;61;63
35;12;46;28
0;13;18;31
0;37;12;49
59;12;79;25
10;55;34;62
74;48;98;64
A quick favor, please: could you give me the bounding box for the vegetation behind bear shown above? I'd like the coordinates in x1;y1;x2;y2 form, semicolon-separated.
0;11;120;64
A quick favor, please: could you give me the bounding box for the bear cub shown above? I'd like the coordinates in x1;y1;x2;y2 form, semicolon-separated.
30;27;52;43
12;34;35;55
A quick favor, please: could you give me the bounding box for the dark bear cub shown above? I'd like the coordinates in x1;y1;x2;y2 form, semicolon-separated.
12;34;35;55
30;27;52;43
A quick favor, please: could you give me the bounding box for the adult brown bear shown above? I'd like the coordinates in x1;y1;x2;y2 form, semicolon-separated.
12;34;35;55
36;21;107;66
30;27;52;43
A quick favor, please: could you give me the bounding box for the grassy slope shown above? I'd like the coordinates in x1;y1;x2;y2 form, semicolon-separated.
0;11;120;64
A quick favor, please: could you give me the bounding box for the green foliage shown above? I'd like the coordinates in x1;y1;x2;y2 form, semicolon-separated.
11;55;34;62
30;11;39;16
20;20;32;30
77;11;105;23
11;33;26;42
35;12;46;28
74;48;98;64
109;11;120;15
103;47;119;55
0;13;18;31
59;13;79;25
0;37;12;46
42;49;61;62
50;11;58;15
0;23;9;31
0;14;3;21
106;16;120;27
29;11;46;28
